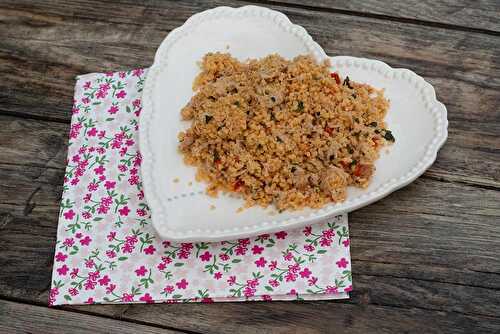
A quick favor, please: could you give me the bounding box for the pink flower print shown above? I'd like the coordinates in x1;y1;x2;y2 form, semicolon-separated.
157;262;166;271
80;236;92;246
85;259;95;268
121;293;134;302
105;71;113;77
75;232;82;239
106;284;116;294
63;209;76;220
319;237;332;247
304;244;315;252
256;234;270;241
70;268;79;279
87;182;98;192
269;260;277;271
214;272;222;280
128;174;139;186
83;81;91;90
227;276;236;286
238;238;250;247
85;297;95;304
246;279;259;289
275;231;288;239
99;174;106;182
162;241;171;248
299;267;312;278
82;211;91;219
285;272;297;282
336;257;349;269
262;295;272;301
82;97;90;104
97;205;109;214
125;139;135;148
308;276;318;286
78;147;87;154
132;99;141;109
88;147;96;153
71;106;80;115
104;180;116;190
84;279;97;290
288;263;300;274
100;82;111;90
161;256;172;265
106;250;116;258
107;105;119;114
94;165;105;175
303;226;312;236
118;164;128;172
135;266;148;277
63;238;74;247
200;251;212;262
69;287;79;296
343;239;350;247
119;146;128;156
322;229;334;239
139;293;154;304
164;285;175;294
96;89;107;99
75;167;85;177
57;264;69;276
176;279;188;289
116;90;126;99
255;257;267;268
268;279;279;287
97;147;105;154
345;285;353;293
55;252;67;262
130;167;138;175
101;196;113;207
283;252;293;261
235;245;247;256
126;235;138;245
325;286;338;294
107;231;116;241
83;193;92;203
219;253;230;261
119;71;126;78
137;190;144;200
72;154;80;163
287;289;297;295
243;287;256;297
87;127;97;137
88;271;100;281
144;245;156;255
136;208;147;217
118;206;130;217
70;178;80;186
201;297;214;303
132;68;144;77
98;130;106;139
251;245;264;255
133;152;142;166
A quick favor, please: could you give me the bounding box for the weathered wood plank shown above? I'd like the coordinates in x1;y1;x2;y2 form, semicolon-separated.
0;299;181;334
1;165;499;312
0;0;499;124
266;0;500;33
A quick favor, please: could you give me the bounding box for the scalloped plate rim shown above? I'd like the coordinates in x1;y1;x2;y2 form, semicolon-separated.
140;6;448;242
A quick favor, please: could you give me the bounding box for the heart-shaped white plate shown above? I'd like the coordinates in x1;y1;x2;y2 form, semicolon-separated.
140;5;448;242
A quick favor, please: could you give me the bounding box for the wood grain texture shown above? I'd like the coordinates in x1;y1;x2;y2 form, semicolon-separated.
0;299;181;334
263;0;500;33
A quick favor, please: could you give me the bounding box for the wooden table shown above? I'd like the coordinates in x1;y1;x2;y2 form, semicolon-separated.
1;1;499;333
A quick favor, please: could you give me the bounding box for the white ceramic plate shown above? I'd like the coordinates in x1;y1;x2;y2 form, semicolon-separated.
140;5;448;242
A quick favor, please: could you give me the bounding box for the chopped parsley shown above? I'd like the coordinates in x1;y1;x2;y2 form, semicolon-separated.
383;129;395;142
297;101;304;112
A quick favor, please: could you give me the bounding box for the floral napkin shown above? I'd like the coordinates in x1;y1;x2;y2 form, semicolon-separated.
49;69;352;305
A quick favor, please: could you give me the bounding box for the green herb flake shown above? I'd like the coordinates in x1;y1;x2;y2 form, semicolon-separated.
383;130;395;142
205;115;213;123
297;101;304;112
